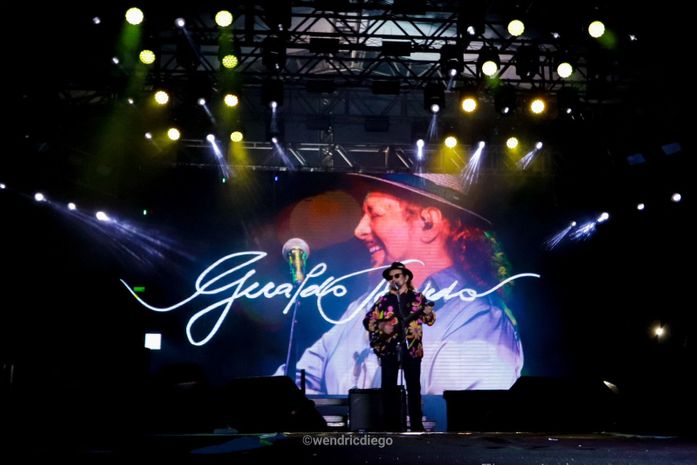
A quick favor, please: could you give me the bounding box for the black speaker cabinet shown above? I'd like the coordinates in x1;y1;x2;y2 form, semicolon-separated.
349;387;406;432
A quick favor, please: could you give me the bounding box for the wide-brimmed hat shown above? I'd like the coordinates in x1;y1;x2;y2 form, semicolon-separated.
382;262;414;281
348;173;491;228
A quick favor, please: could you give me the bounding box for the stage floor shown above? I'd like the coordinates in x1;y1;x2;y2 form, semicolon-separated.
7;431;697;464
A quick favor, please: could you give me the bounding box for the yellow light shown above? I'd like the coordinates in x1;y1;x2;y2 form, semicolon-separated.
125;7;144;25
230;131;244;142
461;97;477;113
588;20;605;38
444;136;457;148
222;54;239;69
506;137;519;149
507;19;525;37
530;98;546;114
139;49;155;65
482;60;498;77
224;93;239;107
215;10;233;27
154;91;169;105
557;62;573;78
167;128;181;141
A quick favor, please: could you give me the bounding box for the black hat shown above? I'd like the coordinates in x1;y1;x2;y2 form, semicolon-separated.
348;173;491;229
382;262;414;281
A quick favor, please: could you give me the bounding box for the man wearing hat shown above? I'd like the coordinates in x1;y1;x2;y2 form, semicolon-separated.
286;173;525;408
363;261;435;431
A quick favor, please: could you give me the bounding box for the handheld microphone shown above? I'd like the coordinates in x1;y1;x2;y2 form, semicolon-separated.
282;238;310;285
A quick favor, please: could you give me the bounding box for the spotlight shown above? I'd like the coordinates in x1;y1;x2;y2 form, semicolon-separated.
557;87;579;116
588;20;606;38
96;211;110;222
262;36;286;70
34;192;46;202
215;10;233;27
477;46;500;77
529;97;546;115
444;136;457;148
514;45;539;79
139;49;156;65
230;131;244;142
224;93;239;107
125;7;144;26
416;139;425;148
219;32;240;70
506;137;519;149
671;193;682;202
175;18;185;28
68;202;77;211
167;128;181;141
440;44;463;78
262;79;284;107
507;19;525;36
637;203;645;210
154;90;169;105
494;86;517;115
198;98;206;106
423;82;444;113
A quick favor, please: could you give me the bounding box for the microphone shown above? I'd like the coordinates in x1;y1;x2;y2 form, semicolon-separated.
282;238;310;285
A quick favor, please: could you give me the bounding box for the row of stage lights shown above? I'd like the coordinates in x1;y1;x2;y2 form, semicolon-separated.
103;6;624;121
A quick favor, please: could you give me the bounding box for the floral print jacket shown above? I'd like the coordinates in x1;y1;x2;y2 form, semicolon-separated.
362;290;436;359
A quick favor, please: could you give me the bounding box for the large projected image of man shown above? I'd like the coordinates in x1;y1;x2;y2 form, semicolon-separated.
282;173;524;395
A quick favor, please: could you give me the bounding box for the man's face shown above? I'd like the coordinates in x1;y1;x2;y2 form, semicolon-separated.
354;192;422;267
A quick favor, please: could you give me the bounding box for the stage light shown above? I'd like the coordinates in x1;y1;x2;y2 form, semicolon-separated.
112;57;120;65
262;36;286;70
637;203;645;210
535;142;543;149
215;10;233;27
444;136;457;148
588;20;606;38
224;93;239;107
461;97;477;113
495;86;517;115
557;87;580;115
167;128;181;141
221;54;238;69
154;90;169;105
597;212;610;223
478;46;500;77
198;98;206;106
93;17;101;25
175;18;185;28
127;98;135;105
416;139;425;148
423;82;444;113
262;78;284;107
96;211;110;222
514;44;539;79
206;134;216;142
529;98;546;115
125;7;144;26
142;209;148;216
68;202;77;211
34;192;46;202
671;193;682;202
654;325;665;338
0;183;6;189
507;19;525;36
219;33;240;70
139;49;155;65
506;137;519;149
440;44;463;78
230;131;244;142
557;62;573;78
144;132;152;139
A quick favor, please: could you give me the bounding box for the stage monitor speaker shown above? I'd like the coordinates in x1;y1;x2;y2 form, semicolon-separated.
349;387;406;432
509;376;618;432
222;376;327;433
443;390;512;432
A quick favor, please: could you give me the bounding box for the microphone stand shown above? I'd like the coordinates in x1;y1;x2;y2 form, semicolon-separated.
284;284;301;388
394;284;405;389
